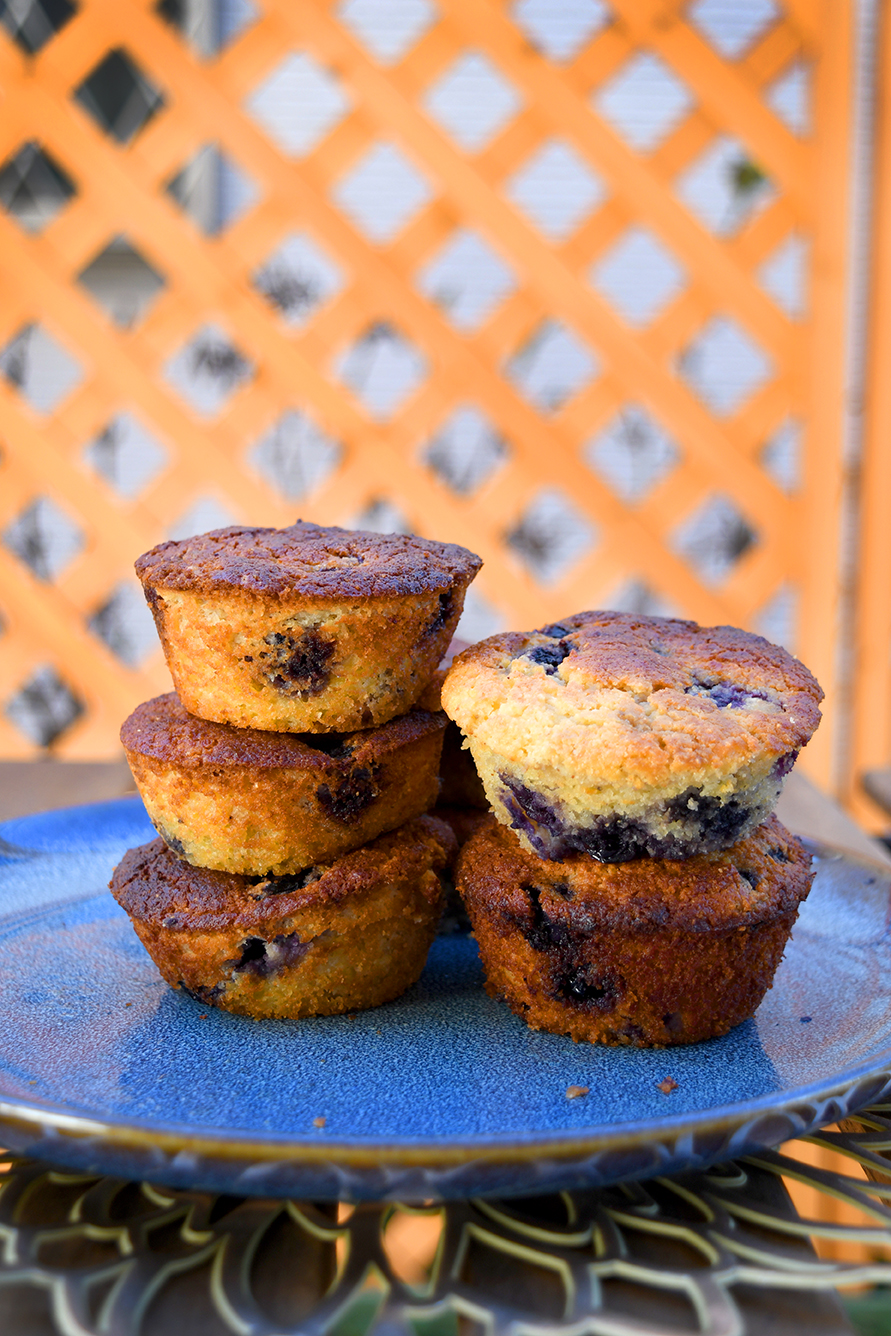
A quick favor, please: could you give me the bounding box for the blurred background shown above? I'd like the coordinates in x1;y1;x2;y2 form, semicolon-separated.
0;0;886;827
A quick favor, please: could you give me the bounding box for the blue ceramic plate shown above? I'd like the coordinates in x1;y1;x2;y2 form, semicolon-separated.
0;797;890;1201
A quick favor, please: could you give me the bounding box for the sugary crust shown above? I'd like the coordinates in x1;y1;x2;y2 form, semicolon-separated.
457;814;813;1046
441;611;822;788
135;522;481;600
109;816;456;1019
122;694;447;875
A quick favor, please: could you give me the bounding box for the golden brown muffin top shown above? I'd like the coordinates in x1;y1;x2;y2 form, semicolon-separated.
121;692;446;770
110;816;456;932
135;522;481;600
458;813;812;936
442;611;822;781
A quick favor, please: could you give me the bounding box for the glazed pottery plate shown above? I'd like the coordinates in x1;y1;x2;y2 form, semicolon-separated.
0;797;890;1202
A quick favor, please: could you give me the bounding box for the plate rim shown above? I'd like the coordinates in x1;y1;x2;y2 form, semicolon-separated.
1;1060;891;1169
2;799;891;1188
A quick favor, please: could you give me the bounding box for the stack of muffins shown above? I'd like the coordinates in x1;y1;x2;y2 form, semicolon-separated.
110;521;481;1019
442;611;823;1046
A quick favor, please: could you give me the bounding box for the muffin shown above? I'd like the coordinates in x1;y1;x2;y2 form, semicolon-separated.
442;612;822;862
122;693;448;875
109;816;456;1019
135;523;482;733
417;670;488;810
457;814;813;1046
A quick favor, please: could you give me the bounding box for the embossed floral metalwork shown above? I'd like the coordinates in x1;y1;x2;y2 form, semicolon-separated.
5;1113;891;1333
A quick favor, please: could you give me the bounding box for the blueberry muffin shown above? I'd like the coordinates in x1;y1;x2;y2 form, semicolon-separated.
122;693;448;876
135;523;481;733
110;816;456;1019
441;612;822;862
457;814;813;1046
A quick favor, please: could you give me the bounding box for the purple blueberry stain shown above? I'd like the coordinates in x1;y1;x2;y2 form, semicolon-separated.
772;750;799;780
499;773;673;861
557;966;622;1012
664;789;751;846
525;641;570;674
500;771;757;862
157;827;186;858
520;884;571;952
538;622;570;638
231;932;310;977
253;867;324;898
686;677;770;709
424;590;454;638
499;774;567;858
316;765;380;823
262;630;335;698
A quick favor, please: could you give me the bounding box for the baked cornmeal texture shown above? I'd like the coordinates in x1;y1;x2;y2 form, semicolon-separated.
441;611;822;862
110;816;456;1020
135;522;481;733
122;692;447;876
458;814;813;1046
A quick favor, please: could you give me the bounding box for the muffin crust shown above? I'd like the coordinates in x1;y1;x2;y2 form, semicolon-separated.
457;814;813;1046
123;693;447;874
136;523;481;732
110;817;455;1019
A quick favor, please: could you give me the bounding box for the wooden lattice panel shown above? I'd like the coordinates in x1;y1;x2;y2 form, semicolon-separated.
0;0;852;773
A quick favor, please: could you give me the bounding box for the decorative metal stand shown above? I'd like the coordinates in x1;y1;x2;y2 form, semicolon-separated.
5;1114;891;1335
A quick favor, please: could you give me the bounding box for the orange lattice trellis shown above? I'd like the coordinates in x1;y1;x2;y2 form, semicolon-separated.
0;0;854;789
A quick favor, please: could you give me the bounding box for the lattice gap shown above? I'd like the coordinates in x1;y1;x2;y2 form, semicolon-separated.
166;145;258;236
84;413;169;499
0;324;84;415
0;0;76;54
6;666;84;748
339;0;438;66
156;0;257;58
89;581;158;667
513;0;610;63
253;233;344;326
506;320;598;413
3;496;84;583
335;322;427;419
78;237;165;329
245;51;350;157
248;411;342;502
673;494;758;587
506;139;605;240
165;323;253;417
417;229;515;332
505;489;596;585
